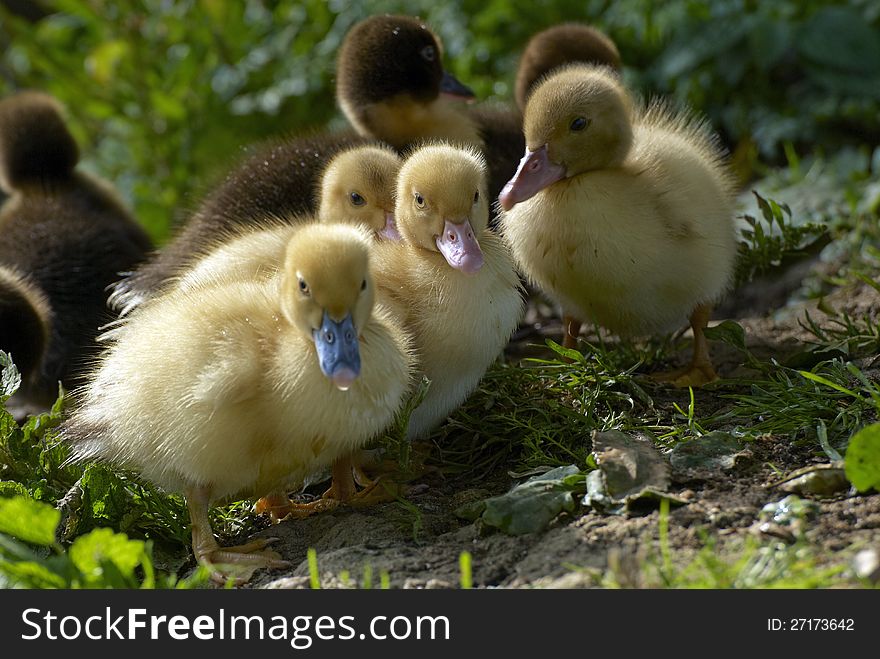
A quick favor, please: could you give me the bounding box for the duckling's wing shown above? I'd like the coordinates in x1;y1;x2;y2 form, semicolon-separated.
189;325;265;409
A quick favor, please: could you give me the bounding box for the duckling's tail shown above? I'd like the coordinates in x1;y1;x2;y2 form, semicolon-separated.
0;91;79;192
0;265;51;383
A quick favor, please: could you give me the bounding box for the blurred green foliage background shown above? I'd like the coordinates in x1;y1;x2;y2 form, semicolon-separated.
1;0;878;242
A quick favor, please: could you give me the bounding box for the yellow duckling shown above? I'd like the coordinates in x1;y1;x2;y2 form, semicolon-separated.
499;65;737;387
62;223;414;573
373;143;523;439
172;145;402;296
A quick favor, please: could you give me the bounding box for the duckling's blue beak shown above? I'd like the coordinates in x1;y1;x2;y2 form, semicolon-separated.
440;71;475;102
499;145;566;211
436;219;484;274
313;311;361;391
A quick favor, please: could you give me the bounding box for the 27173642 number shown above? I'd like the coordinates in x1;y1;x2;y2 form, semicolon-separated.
767;619;855;631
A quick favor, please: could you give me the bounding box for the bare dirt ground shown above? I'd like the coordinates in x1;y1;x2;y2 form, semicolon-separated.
214;276;880;589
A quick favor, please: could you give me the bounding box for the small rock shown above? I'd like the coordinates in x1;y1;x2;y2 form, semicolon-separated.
538;572;595;588
853;548;880;584
751;521;797;543
774;464;850;497
262;576;311;589
425;578;452;589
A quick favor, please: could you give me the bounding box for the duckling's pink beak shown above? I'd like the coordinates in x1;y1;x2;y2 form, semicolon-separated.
499;145;566;211
436;219;484;274
379;211;402;241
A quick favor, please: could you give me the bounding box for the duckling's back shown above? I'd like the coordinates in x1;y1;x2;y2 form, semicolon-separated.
0;91;152;413
110;131;370;313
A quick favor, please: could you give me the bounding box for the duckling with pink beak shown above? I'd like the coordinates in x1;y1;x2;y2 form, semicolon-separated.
371;143;524;440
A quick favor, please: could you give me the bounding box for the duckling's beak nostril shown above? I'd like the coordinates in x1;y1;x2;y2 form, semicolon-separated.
313;311;361;390
436;219;484;274
499;145;566;211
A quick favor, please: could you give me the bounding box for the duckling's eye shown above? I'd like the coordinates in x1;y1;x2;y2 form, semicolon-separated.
420;46;435;62
349;191;365;207
570;116;588;132
473;190;480;205
298;278;310;296
361;279;367;291
414;192;425;208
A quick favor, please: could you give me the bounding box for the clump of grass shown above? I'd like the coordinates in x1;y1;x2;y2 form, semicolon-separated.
799;303;880;358
711;360;876;448
734;191;829;288
434;340;659;475
577;499;855;589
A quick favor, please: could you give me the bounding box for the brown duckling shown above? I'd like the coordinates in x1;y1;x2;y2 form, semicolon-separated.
110;17;473;316
337;14;478;150
499;65;737;386
337;15;526;210
63;223;414;577
0;91;152;418
170;144;403;297
514;23;622;113
0;265;50;388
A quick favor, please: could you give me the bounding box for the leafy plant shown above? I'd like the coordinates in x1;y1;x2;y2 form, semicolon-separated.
845;424;880;492
0;494;208;588
734;191;829;288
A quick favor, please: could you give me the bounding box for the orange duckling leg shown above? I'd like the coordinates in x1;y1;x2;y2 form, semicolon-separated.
254;455;402;521
562;315;582;350
186;486;289;581
653;303;719;388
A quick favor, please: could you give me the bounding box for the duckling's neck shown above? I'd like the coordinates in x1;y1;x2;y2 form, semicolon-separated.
344;95;484;151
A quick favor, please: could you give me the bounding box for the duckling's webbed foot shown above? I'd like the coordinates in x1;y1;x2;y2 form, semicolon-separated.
186;487;290;584
320;454;409;507
254;490;340;522
651;303;719;388
253;456;362;522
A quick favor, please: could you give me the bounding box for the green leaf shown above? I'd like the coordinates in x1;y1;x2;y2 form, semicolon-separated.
703;320;746;351
0;496;60;546
797;7;880;77
748;19;792;73
845;424;880;493
0;351;21;402
798;370;859;398
68;528;147;586
480;465;582;535
669;432;747;472
0;481;29;498
0;559;67;589
545;339;585;364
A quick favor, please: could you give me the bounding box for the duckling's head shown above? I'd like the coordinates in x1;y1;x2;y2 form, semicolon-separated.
395;143;488;274
337;15;474;140
0;90;79;193
317;145;403;240
515;24;622;113
280;223;375;390
500;65;633;211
